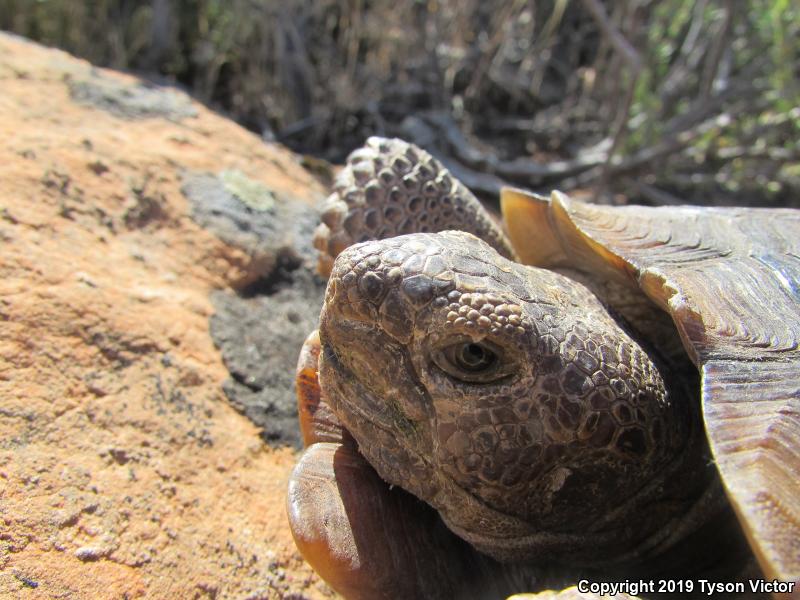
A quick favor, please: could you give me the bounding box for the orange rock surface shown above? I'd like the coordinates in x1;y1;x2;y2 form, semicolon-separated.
0;33;334;599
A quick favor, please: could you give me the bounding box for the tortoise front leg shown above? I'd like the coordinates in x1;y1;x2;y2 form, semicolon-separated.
313;137;515;276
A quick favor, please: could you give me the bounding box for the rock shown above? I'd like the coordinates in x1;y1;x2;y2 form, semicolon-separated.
0;32;334;599
67;70;198;121
181;168;328;447
181;168;321;287
210;266;326;448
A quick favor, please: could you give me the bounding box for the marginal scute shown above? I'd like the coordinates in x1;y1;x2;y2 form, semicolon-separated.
702;359;800;582
500;187;569;268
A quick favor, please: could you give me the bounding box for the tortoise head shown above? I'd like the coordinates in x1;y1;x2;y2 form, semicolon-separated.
319;231;708;565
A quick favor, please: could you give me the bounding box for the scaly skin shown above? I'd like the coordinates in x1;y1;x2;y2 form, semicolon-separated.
314;137;515;275
319;231;716;566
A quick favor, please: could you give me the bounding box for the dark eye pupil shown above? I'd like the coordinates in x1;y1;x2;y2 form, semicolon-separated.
457;343;494;370
433;341;509;382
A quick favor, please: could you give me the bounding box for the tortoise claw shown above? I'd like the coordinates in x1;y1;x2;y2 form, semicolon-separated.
296;330;345;446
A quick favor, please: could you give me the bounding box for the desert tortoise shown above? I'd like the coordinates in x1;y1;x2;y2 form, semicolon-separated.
287;137;800;599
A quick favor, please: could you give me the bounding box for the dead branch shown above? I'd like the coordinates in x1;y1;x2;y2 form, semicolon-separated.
700;0;735;100
579;0;643;199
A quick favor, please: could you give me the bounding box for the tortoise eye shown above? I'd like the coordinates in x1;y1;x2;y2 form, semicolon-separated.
454;343;496;372
433;341;513;383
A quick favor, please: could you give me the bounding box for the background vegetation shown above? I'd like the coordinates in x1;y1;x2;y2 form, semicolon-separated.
2;0;798;205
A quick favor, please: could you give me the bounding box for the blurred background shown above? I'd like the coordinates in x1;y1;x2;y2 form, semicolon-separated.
2;0;797;205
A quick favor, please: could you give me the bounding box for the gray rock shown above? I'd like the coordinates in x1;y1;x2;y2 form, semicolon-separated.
68;69;197;121
182;170;320;274
210;267;325;448
182;170;326;448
